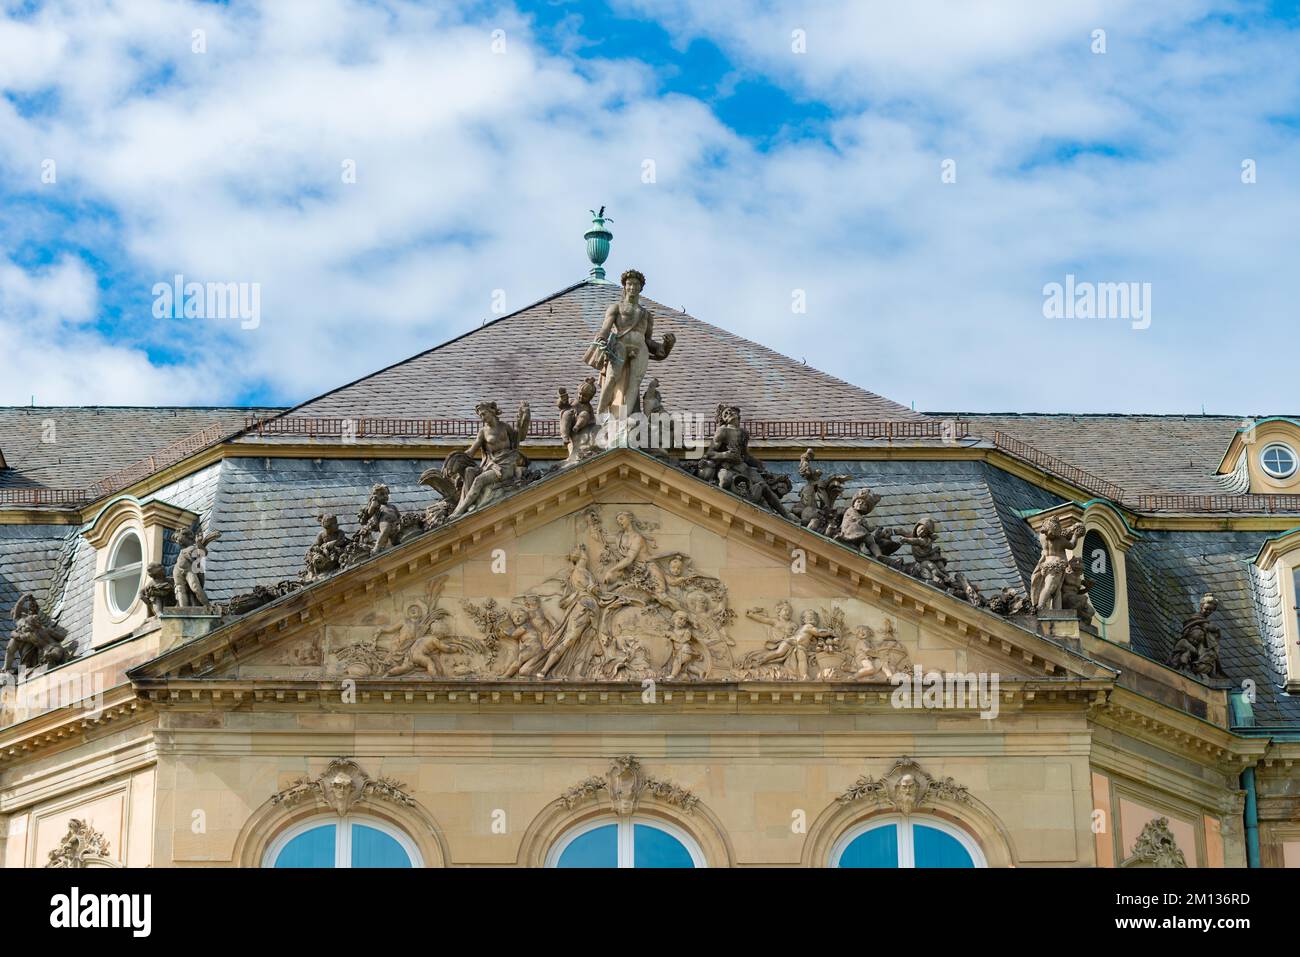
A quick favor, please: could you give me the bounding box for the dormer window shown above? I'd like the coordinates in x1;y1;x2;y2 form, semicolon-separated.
82;495;199;647
1260;443;1297;480
104;529;145;615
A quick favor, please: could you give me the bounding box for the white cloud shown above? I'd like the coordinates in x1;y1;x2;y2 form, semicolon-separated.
0;0;1296;413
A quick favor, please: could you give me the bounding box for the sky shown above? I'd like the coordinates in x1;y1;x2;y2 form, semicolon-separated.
0;0;1297;414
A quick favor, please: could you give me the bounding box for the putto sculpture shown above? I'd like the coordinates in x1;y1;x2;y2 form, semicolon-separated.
583;268;676;419
1168;593;1226;679
794;449;851;534
557;376;600;464
173;528;222;608
303;513;348;581
4;593;70;674
690;404;793;518
1030;516;1086;611
140;562;176;617
357;484;402;555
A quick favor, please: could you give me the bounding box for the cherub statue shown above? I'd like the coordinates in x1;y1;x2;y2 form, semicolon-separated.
1169;593;1226;678
357;484;402;556
1029;517;1086;611
849;621;910;681
896;519;947;584
836;487;899;557
697;405;792;518
664;611;707;680
558;377;599;464
743;607;832;680
173;528;222;608
303;514;348;580
499;607;545;678
794;449;850;533
582;269;675;417
380;601;455;677
1060;556;1097;621
450;401;531;519
4;594;69;674
141;562;176;616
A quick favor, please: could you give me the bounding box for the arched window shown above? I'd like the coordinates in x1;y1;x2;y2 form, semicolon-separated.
263;815;421;868
103;529;144;616
547;817;703;868
831;815;985;868
1081;529;1116;619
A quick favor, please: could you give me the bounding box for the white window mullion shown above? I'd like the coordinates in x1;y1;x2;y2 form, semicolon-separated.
898;819;916;867
617;819;634;867
336;817;352;868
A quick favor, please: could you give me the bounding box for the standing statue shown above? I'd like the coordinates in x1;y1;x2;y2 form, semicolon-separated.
1029;517;1086;611
173;528;221;608
1169;593;1227;678
450;401;531;519
583;269;676;417
4;594;69;674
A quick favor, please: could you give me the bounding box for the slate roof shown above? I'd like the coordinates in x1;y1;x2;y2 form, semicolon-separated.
948;413;1250;497
0;407;278;493
273;281;926;423
1124;529;1300;727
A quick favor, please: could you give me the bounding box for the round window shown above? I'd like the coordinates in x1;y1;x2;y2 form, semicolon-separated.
1260;443;1298;480
104;530;145;615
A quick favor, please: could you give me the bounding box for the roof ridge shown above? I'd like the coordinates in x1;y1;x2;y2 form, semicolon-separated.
237;280;593;435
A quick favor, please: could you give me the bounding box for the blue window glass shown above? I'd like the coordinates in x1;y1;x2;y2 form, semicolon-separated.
274;823;336;868
633;823;694;868
556;824;619;867
913;824;975;868
351;823;412;868
838;823;899;868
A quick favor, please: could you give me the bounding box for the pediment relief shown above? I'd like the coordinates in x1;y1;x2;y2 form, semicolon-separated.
132;451;1108;686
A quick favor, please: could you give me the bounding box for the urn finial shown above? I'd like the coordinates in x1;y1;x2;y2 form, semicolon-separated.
584;206;613;281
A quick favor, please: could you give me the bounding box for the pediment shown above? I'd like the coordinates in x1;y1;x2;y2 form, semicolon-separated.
129;449;1112;689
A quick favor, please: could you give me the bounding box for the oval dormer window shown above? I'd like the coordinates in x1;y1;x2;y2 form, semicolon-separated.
104;529;145;615
1260;443;1298;480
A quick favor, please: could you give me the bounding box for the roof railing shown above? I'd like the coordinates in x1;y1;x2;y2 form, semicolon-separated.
989;430;1128;502
6;417;1300;516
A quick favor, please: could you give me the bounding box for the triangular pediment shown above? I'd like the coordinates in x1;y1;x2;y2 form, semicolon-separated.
129;449;1113;689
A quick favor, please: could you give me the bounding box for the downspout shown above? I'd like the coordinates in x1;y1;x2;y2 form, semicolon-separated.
1240;766;1260;868
1229;690;1261;868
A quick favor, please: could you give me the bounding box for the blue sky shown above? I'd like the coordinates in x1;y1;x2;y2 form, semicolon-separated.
0;0;1297;413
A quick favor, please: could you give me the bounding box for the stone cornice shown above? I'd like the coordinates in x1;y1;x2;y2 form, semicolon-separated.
0;684;149;765
1093;686;1265;766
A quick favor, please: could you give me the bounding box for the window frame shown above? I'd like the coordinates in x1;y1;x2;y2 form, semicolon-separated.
1260;442;1298;480
262;814;423;868
829;814;987;868
103;526;145;618
545;816;705;868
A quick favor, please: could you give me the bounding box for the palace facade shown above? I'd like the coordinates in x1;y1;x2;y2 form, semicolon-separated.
3;229;1299;869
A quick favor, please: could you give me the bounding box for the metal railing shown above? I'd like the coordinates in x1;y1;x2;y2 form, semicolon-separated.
241;415;970;442
990;431;1128;502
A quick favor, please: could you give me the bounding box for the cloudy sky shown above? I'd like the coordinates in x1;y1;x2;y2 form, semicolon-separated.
1;0;1296;414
